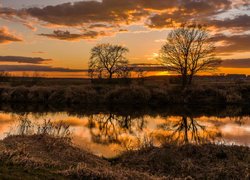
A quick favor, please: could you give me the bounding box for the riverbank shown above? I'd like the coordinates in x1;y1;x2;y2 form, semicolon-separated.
0;135;249;179
0;83;250;105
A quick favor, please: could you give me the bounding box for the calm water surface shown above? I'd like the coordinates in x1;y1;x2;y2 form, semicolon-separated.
0;107;249;157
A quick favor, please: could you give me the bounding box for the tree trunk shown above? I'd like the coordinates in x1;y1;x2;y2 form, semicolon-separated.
188;75;193;85
182;74;188;89
183;116;189;144
109;73;113;79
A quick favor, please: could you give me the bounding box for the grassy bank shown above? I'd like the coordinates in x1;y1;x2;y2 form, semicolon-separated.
0;135;249;179
0;83;250;106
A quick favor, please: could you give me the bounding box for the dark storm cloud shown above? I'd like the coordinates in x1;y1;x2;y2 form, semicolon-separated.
0;65;87;72
0;56;51;64
221;59;250;68
39;30;107;41
212;34;250;54
0;27;22;43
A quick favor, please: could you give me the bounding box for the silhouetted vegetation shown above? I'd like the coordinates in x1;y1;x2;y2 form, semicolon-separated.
0;83;250;105
89;43;130;79
159;24;221;88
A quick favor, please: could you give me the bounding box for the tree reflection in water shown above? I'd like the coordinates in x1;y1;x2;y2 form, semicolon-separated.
10;107;248;151
157;116;222;145
87;113;145;146
86;112;223;148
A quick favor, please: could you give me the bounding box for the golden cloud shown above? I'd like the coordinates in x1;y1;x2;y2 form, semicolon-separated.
39;30;108;41
0;26;22;44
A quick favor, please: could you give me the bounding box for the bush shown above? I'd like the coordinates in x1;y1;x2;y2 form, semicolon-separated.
28;87;52;103
69;87;99;104
105;86;151;105
150;88;170;105
0;84;249;105
10;87;30;102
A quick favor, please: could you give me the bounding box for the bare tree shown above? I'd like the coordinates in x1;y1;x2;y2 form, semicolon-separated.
157;116;221;145
89;43;129;79
159;24;221;88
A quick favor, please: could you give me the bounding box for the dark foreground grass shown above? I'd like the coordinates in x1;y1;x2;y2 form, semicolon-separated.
0;135;249;179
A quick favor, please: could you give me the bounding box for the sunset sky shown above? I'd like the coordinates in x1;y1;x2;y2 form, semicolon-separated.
0;0;250;77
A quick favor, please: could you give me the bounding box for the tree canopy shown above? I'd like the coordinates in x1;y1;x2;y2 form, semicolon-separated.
89;43;129;79
159;24;221;87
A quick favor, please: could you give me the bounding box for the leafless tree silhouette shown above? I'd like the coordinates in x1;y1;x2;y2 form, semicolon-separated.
158;116;221;144
89;43;129;79
87;113;145;145
159;24;221;88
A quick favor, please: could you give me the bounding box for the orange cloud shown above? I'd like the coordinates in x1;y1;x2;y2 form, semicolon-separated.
212;34;250;54
0;0;236;30
0;26;22;44
209;15;250;31
0;0;249;45
0;56;51;64
39;30;108;41
221;58;250;68
0;65;87;72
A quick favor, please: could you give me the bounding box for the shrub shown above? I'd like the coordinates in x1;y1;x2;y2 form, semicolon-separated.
150;88;170;105
69;87;98;104
28;87;52;103
10;87;30;102
105;86;151;105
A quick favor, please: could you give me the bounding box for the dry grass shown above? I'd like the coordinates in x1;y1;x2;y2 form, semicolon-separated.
0;135;161;179
115;143;250;179
0;135;249;179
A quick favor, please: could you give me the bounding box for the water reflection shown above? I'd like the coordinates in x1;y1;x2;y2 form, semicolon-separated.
87;113;145;145
15;115;71;137
0;105;249;157
157;116;221;145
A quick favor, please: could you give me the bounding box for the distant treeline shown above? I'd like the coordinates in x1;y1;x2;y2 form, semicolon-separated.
0;84;250;105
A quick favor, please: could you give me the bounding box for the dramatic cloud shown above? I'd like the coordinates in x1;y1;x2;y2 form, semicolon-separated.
144;0;233;28
0;0;234;29
0;26;22;44
146;13;190;28
221;58;250;68
1;0;249;42
209;15;250;31
39;30;107;41
0;65;87;72
24;0;232;26
213;34;250;54
0;56;51;64
24;0;147;26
